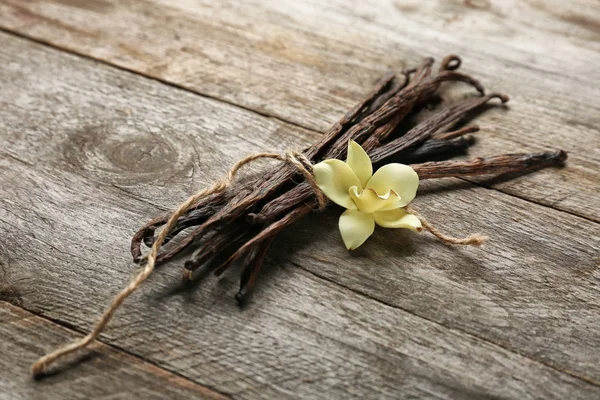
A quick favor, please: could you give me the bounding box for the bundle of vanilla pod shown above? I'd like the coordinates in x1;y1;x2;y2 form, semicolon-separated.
131;55;566;303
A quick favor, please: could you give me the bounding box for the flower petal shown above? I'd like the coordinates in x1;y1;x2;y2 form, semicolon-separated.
349;187;401;214
366;164;419;207
339;209;375;250
346;140;372;188
313;160;360;209
373;208;422;231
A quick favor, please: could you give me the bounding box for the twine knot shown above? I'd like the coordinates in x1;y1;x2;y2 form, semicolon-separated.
282;151;327;210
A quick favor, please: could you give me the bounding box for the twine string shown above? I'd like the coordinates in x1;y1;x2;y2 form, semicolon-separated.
31;151;482;377
407;206;487;246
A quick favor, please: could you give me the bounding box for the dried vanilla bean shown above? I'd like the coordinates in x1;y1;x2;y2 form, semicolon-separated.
130;55;567;303
411;150;567;179
434;125;480;140
395;137;474;164
235;237;275;303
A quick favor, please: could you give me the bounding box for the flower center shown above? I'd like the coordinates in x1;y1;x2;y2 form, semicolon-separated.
349;186;401;214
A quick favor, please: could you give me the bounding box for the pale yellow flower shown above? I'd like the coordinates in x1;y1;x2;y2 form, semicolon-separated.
313;141;421;250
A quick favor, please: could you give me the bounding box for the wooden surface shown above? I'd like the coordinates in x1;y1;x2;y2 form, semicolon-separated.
0;1;599;399
0;301;226;399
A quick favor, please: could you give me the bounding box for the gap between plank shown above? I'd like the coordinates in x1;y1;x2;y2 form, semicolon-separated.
0;27;596;225
1;300;232;399
289;261;600;389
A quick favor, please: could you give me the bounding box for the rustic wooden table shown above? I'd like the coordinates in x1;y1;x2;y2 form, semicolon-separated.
1;1;599;399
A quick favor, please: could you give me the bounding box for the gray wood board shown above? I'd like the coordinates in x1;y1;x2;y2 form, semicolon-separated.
1;32;600;398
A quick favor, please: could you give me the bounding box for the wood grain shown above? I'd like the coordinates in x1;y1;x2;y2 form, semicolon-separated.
1;32;600;398
0;301;228;400
0;0;598;221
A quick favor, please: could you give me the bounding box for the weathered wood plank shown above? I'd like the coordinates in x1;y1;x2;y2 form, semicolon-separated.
0;0;598;220
1;33;600;398
0;301;228;400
